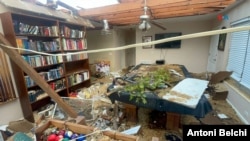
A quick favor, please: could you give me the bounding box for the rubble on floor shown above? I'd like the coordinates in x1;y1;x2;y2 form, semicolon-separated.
1;70;244;141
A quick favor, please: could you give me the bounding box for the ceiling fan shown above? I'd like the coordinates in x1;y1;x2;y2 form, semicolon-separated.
138;0;167;31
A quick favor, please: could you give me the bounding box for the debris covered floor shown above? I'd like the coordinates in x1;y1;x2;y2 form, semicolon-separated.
31;71;244;141
2;69;245;141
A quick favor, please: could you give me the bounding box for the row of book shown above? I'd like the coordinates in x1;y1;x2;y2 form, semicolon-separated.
28;89;45;103
13;20;59;36
65;53;88;62
22;54;63;67
25;67;63;87
39;68;63;81
60;25;85;38
67;71;89;87
61;38;87;50
28;79;66;102
16;38;61;53
0;79;7;102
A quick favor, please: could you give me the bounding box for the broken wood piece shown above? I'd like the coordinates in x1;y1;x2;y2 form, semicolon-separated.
67;115;86;125
209;71;233;85
166;112;181;131
101;115;112;121
36;119;140;141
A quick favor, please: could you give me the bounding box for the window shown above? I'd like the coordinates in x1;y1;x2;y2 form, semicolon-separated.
227;17;250;91
0;49;16;103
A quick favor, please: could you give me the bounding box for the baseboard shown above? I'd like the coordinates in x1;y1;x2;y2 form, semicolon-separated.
225;82;250;124
226;99;249;124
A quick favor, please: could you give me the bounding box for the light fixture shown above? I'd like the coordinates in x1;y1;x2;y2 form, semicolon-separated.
138;0;151;31
138;19;151;31
101;19;112;35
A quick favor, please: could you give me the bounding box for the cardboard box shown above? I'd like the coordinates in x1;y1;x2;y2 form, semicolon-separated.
35;119;139;141
211;83;228;100
212;91;228;100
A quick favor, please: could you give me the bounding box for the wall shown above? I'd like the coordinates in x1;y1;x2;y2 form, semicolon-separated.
87;28;135;72
209;0;250;124
88;18;212;73
86;30;116;71
135;20;212;73
124;28;136;67
0;4;24;125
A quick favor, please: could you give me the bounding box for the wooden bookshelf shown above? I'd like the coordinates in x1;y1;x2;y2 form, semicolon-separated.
0;12;91;122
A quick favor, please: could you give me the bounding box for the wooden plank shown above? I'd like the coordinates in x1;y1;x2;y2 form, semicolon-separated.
78;0;187;17
78;0;236;26
0;33;78;118
35;119;139;141
166;112;181;131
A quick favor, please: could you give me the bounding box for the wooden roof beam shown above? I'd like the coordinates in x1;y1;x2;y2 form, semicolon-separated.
78;0;188;17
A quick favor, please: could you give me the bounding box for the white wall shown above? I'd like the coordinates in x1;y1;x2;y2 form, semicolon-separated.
135;20;212;73
87;28;134;72
86;30;116;70
209;0;250;124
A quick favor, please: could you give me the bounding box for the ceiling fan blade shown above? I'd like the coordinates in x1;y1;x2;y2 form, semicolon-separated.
151;21;167;30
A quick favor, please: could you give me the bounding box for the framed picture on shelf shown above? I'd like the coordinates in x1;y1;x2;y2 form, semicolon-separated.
142;36;152;49
218;26;227;51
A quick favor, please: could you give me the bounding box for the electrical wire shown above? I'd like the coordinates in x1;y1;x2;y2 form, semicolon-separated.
0;25;250;56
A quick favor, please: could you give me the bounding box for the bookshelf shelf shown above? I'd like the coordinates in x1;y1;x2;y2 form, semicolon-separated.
15;34;59;38
0;12;91;122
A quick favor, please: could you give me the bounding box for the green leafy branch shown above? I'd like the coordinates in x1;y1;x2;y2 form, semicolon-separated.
124;68;170;104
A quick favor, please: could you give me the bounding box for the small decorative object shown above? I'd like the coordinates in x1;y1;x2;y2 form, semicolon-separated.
47;134;58;141
218;26;227;51
77;134;86;141
217;14;229;21
95;60;110;75
64;130;73;138
142;36;152;49
71;133;79;139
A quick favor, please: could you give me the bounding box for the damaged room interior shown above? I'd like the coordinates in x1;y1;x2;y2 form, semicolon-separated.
0;0;250;140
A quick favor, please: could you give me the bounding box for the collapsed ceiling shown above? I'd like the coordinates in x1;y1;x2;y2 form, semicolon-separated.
78;0;240;28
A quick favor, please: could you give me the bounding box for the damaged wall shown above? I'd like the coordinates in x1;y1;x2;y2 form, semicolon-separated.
209;0;250;124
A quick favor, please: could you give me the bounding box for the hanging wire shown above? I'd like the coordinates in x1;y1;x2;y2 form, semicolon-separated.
1;25;250;56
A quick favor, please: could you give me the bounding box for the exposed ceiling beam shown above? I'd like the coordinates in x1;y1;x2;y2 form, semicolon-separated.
77;0;237;27
78;0;187;17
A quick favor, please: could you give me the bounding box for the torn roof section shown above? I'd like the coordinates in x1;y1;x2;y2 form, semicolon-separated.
0;0;95;28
